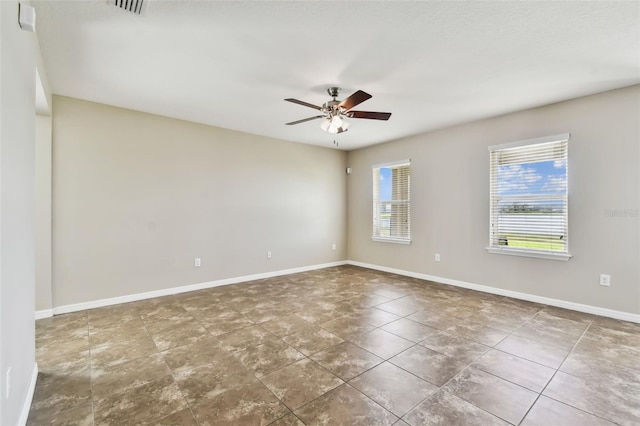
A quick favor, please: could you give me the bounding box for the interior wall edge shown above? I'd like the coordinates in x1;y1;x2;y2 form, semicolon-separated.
17;363;38;426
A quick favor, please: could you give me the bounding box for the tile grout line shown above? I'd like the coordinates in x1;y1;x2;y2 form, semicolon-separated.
31;268;639;425
139;306;201;426
258;310;409;423
157;349;202;426
345;302;501;423
341;296;506;423
526;318;620;425
153;298;243;426
395;302;547;424
485;305;547;426
514;317;595;426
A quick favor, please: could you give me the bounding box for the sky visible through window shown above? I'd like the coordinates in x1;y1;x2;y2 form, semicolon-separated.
498;159;567;197
379;167;392;200
381;161;566;206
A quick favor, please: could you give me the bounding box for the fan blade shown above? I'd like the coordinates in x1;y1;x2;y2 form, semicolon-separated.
339;90;372;111
349;111;392;120
286;115;324;125
284;98;322;110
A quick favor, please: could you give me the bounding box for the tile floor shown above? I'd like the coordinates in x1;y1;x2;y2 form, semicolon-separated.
28;265;640;425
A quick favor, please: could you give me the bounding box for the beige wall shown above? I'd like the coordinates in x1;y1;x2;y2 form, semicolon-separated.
347;86;640;315
52;96;347;307
0;2;37;424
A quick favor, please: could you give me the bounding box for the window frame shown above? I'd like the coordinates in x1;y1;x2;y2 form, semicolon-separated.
372;159;411;244
487;134;572;261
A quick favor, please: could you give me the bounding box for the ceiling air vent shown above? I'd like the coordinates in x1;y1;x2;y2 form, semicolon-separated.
113;0;148;16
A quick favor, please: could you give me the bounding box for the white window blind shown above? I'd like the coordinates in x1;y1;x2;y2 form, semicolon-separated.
488;134;570;260
372;160;411;244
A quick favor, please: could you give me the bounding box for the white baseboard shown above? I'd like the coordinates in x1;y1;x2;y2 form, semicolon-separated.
19;363;38;426
34;309;53;320
36;261;347;318
347;260;640;324
36;259;639;324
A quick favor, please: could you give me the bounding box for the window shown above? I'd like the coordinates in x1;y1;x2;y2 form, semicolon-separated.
488;134;570;260
372;160;411;244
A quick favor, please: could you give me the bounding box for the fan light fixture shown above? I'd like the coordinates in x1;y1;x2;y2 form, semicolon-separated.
285;87;391;139
320;115;349;134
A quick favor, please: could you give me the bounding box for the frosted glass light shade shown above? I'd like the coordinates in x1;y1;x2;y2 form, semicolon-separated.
320;115;349;134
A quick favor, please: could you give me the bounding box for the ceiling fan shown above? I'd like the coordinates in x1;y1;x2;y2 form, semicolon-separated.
285;87;391;134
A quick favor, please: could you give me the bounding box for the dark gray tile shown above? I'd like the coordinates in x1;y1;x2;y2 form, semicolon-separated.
444;322;508;346
171;357;258;406
543;371;640;425
528;310;591;337
216;325;276;352
310;341;383;381
269;413;305;426
93;375;188;426
191;381;289;426
91;353;171;404
90;328;158;369
350;362;438;417
382;318;438;342
88;304;141;331
473;349;555;392
443;366;538;425
320;315;376;340
153;408;199;426
29;267;640;426
261;315;314;337
521;396;617;426
29;369;92;422
161;336;230;373
583;323;640;351
197;310;255;336
260;358;343;410
351;308;401;327
406;311;461;331
282;326;344;356
350;328;414;359
27;401;93;426
420;331;489;364
232;338;305;377
513;321;580;351
376;299;422;316
389;345;466;386
560;334;640;384
146;318;210;351
495;334;569;369
404;390;509;426
294;384;397;425
466;304;536;332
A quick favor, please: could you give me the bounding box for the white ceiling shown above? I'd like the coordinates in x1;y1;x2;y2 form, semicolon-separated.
33;0;640;150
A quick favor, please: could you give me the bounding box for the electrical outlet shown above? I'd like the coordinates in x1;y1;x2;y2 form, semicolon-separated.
332;244;336;251
194;258;201;267
600;274;610;287
435;253;441;262
267;251;272;259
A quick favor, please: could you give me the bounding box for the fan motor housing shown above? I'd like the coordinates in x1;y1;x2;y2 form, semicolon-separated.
327;87;341;98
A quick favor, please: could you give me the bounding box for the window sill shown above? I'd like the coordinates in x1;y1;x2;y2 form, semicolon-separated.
487;247;572;261
372;237;412;245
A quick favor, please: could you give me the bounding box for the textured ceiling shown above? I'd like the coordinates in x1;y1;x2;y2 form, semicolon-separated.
33;0;640;150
